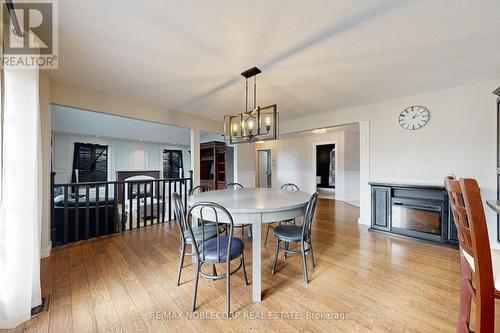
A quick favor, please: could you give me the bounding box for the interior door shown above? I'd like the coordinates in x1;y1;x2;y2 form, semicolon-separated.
258;150;271;188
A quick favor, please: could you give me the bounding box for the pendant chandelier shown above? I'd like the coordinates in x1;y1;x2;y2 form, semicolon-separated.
223;67;278;144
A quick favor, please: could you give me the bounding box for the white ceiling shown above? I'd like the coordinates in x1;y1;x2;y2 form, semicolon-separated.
51;105;191;145
285;122;359;138
50;0;500;121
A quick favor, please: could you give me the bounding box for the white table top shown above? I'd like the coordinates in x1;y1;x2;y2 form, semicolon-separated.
188;187;311;214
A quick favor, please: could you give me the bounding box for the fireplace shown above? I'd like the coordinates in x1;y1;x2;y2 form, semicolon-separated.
370;182;458;246
391;198;442;242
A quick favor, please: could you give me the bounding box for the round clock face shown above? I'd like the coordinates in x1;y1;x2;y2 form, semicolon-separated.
398;106;430;130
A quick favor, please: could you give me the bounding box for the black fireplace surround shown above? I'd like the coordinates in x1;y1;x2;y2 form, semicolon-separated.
369;182;458;246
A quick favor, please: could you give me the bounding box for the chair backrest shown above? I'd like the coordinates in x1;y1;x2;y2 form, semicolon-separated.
187;201;235;263
302;192;319;241
225;182;243;190
281;183;300;192
444;176;494;299
172;192;189;241
189;185;210;196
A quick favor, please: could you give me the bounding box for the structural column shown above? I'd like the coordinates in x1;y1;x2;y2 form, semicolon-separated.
190;128;200;188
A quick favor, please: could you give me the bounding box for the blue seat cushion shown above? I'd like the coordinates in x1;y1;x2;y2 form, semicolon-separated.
273;224;303;242
184;225;218;243
199;236;244;262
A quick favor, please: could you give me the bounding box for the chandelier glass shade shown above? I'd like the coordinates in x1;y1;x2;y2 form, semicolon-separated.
223;67;279;144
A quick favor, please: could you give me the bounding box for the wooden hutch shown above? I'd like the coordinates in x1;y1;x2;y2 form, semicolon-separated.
200;141;234;190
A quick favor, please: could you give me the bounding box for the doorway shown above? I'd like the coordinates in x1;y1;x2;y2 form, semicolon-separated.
257;149;272;187
316;144;336;199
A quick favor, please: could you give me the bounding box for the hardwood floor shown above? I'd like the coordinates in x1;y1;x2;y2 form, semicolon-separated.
4;198;500;332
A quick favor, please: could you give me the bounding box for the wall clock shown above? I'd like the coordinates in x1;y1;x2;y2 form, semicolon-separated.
398;105;430;130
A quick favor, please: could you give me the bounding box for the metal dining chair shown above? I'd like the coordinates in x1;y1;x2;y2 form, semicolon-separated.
172;193;218;286
224;182;244;190
271;192;318;284
189;185;210;196
224;182;251;238
264;183;300;245
187;201;249;315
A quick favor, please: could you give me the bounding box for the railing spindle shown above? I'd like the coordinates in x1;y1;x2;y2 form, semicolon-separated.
143;181;147;227
150;181;154;225
183;179;187;213
121;182;126;232
136;182;140;229
127;183;134;230
63;185;69;244
113;182;118;232
85;186;90;239
168;181;172;221
95;186;100;238
162;180;166;223
105;183;109;234
156;180;160;224
74;185;80;242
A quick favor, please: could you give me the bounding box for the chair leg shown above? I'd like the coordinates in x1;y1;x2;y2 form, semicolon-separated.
226;260;231;315
272;239;280;274
176;243;186;286
212;264;217;278
192;261;200;311
301;245;309;284
264;224;271;245
241;253;249;285
284;242;289;259
310;244;316;268
457;252;473;333
241;226;244;239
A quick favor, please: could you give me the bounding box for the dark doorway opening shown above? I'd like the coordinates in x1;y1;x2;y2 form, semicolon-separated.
316;144;335;189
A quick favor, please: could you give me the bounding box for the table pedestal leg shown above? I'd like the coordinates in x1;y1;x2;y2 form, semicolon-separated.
252;218;262;302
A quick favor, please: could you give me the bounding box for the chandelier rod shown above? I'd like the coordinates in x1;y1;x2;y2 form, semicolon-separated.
253;76;257;110
245;78;248;113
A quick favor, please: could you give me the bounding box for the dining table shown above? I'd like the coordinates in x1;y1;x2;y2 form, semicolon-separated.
188;187;311;302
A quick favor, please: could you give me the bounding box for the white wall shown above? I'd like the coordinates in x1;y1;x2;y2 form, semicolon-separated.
281;78;500;248
39;72;52;258
234;143;256;187
344;130;360;201
52;133;191;184
255;129;362;203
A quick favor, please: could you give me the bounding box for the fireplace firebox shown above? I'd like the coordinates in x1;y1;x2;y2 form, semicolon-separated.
369;182;458;246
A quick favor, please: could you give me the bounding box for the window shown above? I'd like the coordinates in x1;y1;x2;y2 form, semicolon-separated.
163;149;183;178
71;143;108;183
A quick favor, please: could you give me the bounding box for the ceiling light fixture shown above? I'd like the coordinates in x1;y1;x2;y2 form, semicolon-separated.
223;67;278;144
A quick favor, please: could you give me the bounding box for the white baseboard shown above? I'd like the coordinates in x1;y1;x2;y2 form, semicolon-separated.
41;243;52;258
358;217;370;226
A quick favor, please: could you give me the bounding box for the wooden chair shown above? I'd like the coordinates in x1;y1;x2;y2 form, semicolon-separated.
444;176;500;332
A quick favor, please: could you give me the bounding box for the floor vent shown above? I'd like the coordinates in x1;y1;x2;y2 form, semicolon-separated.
31;295;50;318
